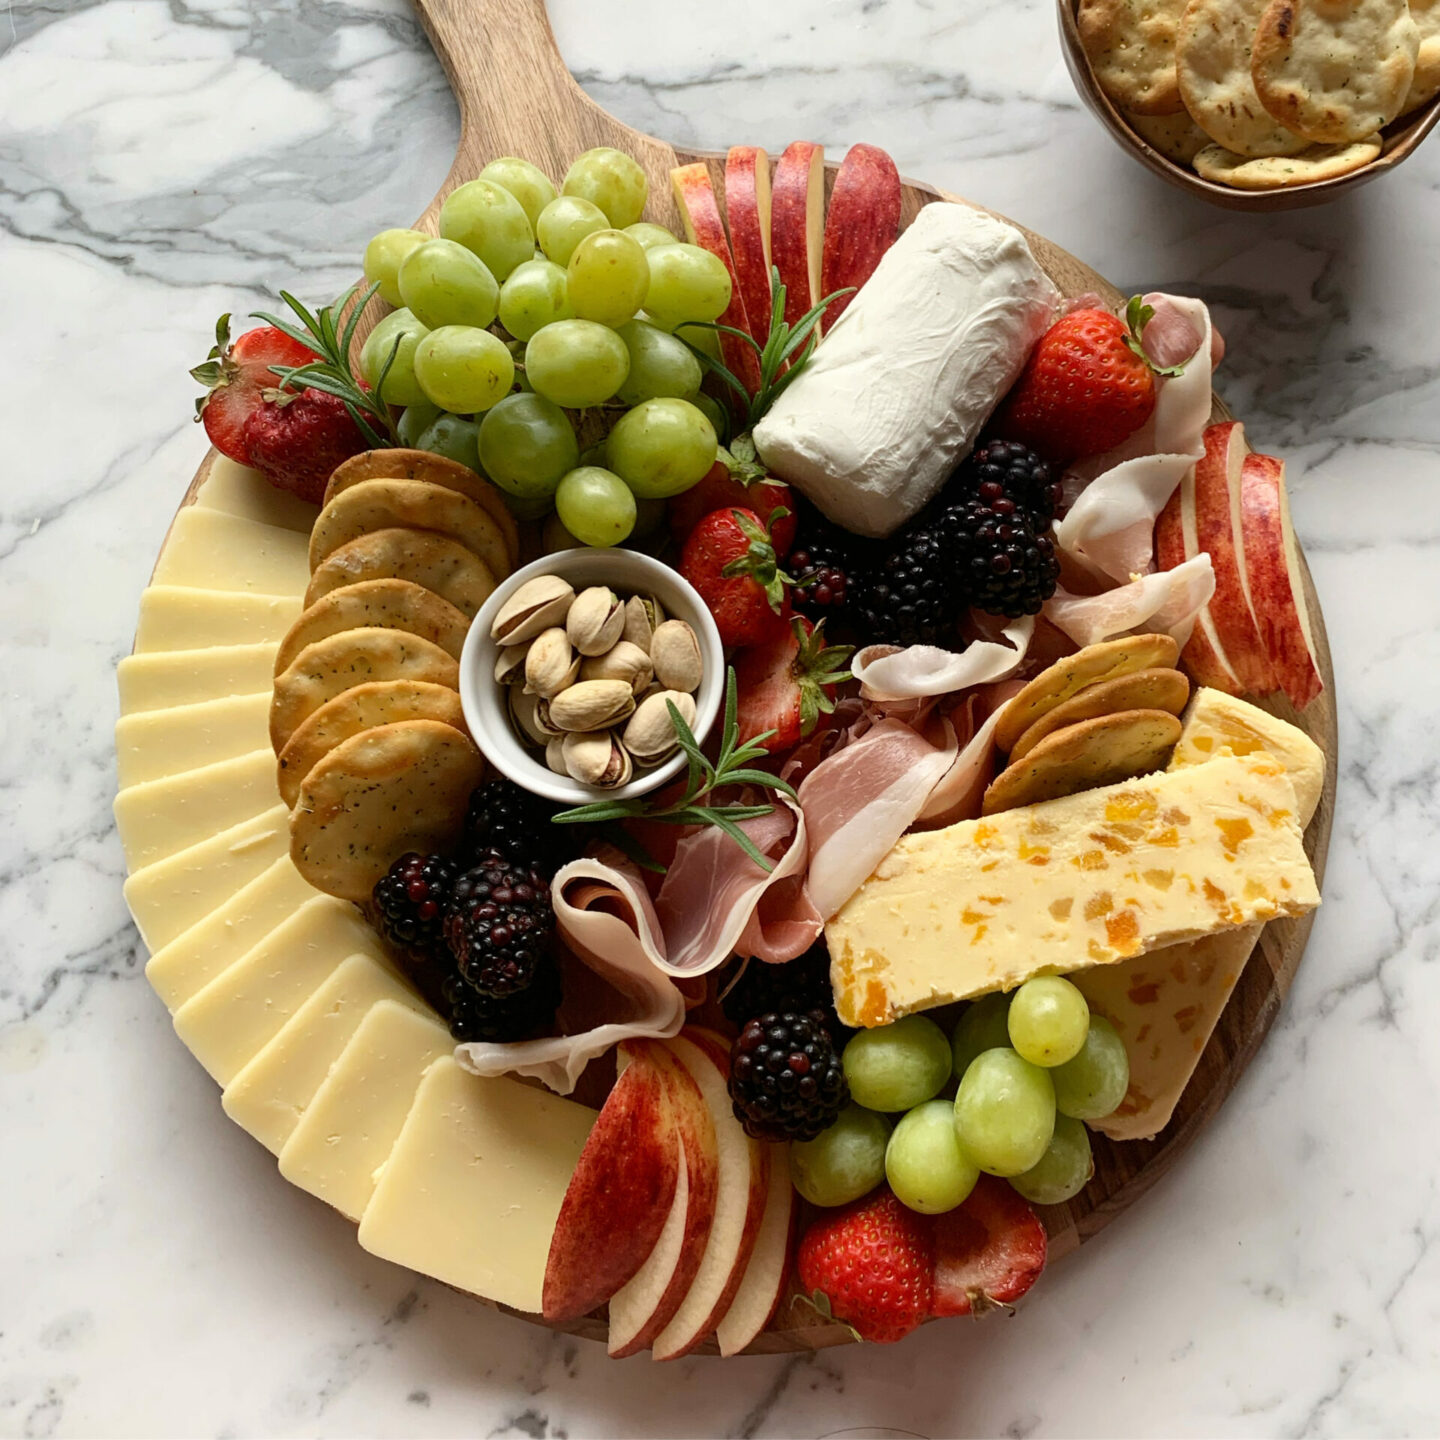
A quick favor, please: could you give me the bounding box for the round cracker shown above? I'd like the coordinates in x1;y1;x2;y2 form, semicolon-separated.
982;709;1184;816
276;679;468;808
1123;108;1213;162
1078;0;1190;114
1192;135;1381;185
305;527;498;620
1010;667;1191;760
290;720;485;901
1252;0;1418;143
995;634;1181;754
324;449;519;566
275;579;471;675
1400;0;1440;114
269;627;459;753
1176;0;1311;156
309;478;511;582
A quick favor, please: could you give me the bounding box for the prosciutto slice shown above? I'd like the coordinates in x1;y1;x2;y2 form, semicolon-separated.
1056;453;1195;585
1044;553;1215;649
852;615;1034;701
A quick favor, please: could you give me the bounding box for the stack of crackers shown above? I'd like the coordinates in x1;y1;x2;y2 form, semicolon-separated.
1077;0;1439;189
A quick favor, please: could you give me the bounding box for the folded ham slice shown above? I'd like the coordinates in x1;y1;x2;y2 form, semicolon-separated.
1044;553;1216;649
851;614;1034;701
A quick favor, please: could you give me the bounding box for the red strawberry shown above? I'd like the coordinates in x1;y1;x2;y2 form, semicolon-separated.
668;461;797;556
992;297;1178;465
797;1188;934;1344
734;616;853;754
679;506;795;648
191;315;318;463
240;388;371;504
931;1175;1047;1318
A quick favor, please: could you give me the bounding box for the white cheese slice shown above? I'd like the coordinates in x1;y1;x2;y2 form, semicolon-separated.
193;456;320;533
144;857;319;1011
113;748;280;871
134;586;301;653
171;896;381;1085
753;203;1061;538
122;806;290;952
222;955;428;1156
152;507;311;597
115;693;272;789
117;645;278;714
277;1000;451;1220
358;1056;595;1315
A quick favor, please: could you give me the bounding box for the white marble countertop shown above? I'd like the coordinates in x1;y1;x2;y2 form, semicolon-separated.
3;1;1438;1435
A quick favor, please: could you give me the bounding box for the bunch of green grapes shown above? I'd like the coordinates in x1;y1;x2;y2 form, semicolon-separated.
356;147;733;547
789;978;1131;1215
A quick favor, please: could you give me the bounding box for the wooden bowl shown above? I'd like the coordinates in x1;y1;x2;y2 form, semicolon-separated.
1058;0;1440;210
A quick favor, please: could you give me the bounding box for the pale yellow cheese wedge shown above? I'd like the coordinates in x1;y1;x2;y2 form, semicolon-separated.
113;749;279;871
115;693;271;789
134;586;300;653
144;857;318;1011
277;1000;451;1220
171;897;381;1085
193;456;319;533
222;955;428;1156
117;645;277;714
123;806;289;952
153;507;311;597
358;1057;595;1315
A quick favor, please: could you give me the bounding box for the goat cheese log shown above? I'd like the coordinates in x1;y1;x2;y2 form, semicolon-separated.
753;203;1061;538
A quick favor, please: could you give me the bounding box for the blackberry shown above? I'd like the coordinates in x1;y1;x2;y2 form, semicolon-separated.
955;439;1062;525
445;849;555;998
721;944;850;1045
789;508;873;620
942;497;1060;618
371;853;457;959
444;958;562;1044
849;526;963;648
728;1012;848;1142
462;777;569;875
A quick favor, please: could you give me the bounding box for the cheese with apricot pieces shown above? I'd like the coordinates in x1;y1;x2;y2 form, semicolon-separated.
825;754;1319;1028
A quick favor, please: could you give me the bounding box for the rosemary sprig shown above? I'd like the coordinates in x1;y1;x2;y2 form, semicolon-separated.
251;282;399;448
551;668;797;873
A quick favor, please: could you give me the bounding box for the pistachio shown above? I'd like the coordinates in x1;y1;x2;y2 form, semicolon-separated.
650;619;704;693
566;586;626;656
624;689;699;764
621;593;666;653
547;679;636;732
493;643;529;687
509;684;561;745
545;736;568;775
523;626;579;698
580;640;654;695
490;574;575;645
562;730;633;788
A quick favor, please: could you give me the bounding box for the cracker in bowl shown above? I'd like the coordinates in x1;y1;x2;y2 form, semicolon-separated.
1079;0;1191;113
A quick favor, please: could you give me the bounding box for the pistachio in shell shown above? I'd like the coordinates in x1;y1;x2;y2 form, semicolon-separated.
523;626;580;698
493;643;529;687
566;586;626;657
545;735;568;775
650;619;703;693
580;640;654;695
490;574;575;645
621;593;665;653
562;729;633;788
509;684;562;745
624;688;699;764
547;679;637;732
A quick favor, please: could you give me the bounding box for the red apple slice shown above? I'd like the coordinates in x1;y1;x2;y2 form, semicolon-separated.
818;143;901;331
714;1144;794;1357
651;1028;768;1360
1239;452;1325;709
542;1038;678;1323
770;141;825;328
725;147;774;348
607;1043;718;1357
1192;421;1276;694
669;162;762;395
1157;476;1243;694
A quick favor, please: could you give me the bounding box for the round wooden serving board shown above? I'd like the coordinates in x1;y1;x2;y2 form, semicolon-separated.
157;0;1337;1354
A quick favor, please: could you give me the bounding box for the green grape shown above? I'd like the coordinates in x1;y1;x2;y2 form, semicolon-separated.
842;1015;953;1113
789;1104;890;1208
886;1099;980;1214
562;146;648;228
1051;1016;1130;1120
498;259;574;342
555;466;637;548
359;307;430;407
690;392;729;439
615;320;703;405
362;228;428;308
541;511;584;553
1009;1114;1094;1205
413;325;515;414
625;221;679;251
952;992;1014;1079
604;397;716;499
478;156;557;229
438;179;534;283
396;399;443;448
524;319;629;409
396;238;499;331
1007;976;1090;1068
953;1048;1056;1177
535;195;609;267
414;413;481;472
643;243;732;331
566;229;650;328
476;392;579;500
